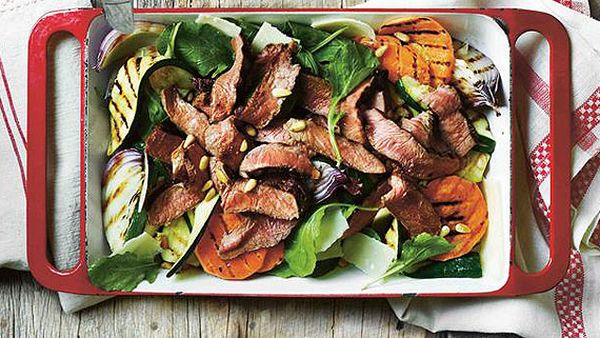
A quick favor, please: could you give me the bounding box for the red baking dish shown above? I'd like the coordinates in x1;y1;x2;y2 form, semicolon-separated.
27;8;571;297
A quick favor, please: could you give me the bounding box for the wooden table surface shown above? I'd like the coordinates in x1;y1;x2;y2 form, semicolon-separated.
5;0;569;336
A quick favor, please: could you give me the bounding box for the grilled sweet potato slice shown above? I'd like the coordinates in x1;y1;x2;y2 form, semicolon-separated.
195;210;267;280
257;242;285;273
378;16;455;85
423;175;488;261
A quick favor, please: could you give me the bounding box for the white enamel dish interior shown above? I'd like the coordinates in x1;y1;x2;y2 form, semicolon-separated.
85;11;512;296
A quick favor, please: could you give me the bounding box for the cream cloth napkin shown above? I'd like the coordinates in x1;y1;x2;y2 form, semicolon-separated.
355;0;600;337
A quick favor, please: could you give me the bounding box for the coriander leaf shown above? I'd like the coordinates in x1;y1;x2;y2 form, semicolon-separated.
284;22;330;49
309;26;348;53
88;252;160;291
174;22;234;78
365;233;455;288
285;203;376;277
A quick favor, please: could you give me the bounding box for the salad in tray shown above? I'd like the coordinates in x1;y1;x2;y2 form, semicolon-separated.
91;14;502;291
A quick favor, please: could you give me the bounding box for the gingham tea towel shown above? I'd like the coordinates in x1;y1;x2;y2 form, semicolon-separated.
356;0;600;337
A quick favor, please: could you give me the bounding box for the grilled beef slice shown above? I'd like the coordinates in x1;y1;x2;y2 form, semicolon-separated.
284;118;386;174
193;35;246;122
253;119;297;146
400;112;451;155
161;87;210;146
239;143;319;179
298;74;374;143
221;178;301;220
237;43;301;128
422;86;476;157
218;213;297;260
343;181;392;238
204;116;248;170
382;174;441;237
363;109;461;179
148;142;210;226
145;125;184;164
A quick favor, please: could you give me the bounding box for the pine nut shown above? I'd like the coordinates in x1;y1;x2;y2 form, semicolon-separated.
272;88;292;98
374;44;388;57
199;155;209;171
455;223;471;234
201;180;213;192
204;187;216;202
393;32;410;43
240;139;248;152
287;119;307;132
216;169;229;184
243;179;257;193
440;225;450;237
245;125;257;137
183;134;195;148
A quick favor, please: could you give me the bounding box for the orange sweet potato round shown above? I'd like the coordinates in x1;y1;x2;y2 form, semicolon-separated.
195;210;267;280
423;175;488;261
257;242;285;273
378;16;455;85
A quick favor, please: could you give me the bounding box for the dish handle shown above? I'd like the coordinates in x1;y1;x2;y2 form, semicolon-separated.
27;9;104;294
490;9;572;296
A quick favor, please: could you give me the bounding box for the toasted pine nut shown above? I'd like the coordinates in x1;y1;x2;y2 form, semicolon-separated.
201;180;213;192
288;119;307;132
455;223;471;234
183;134;195;148
374;44;388;57
440;225;450;237
240;139;248;152
204;187;216;202
245;125;257;137
393;32;410;43
243;179;257;193
199;155;209;171
216;169;229;184
272;88;292;98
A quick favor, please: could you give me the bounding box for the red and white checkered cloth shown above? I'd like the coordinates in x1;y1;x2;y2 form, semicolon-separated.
357;0;600;337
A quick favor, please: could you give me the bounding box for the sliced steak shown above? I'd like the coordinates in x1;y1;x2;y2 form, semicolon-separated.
204;116;248;170
239;143;319;179
297;73;331;116
148;142;210;226
383;174;441;237
422;86;476;157
161;87;210;146
363;109;461;179
338;77;374;144
148;183;204;226
209;157;233;195
284;118;386;174
369;91;386;112
298;74;374;143
221;179;301;220
253;119;297;146
343;181;391;238
400;112;451;155
145;125;183;164
194;36;246;122
218;213;296;260
237;43;301;128
171;142;207;184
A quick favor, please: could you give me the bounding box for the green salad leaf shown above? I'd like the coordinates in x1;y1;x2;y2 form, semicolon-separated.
284;203;374;277
174;22;234;78
157;22;181;57
365;233;455;288
88;252;160;291
124;208;147;241
285;22;379;164
89;233;161;291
